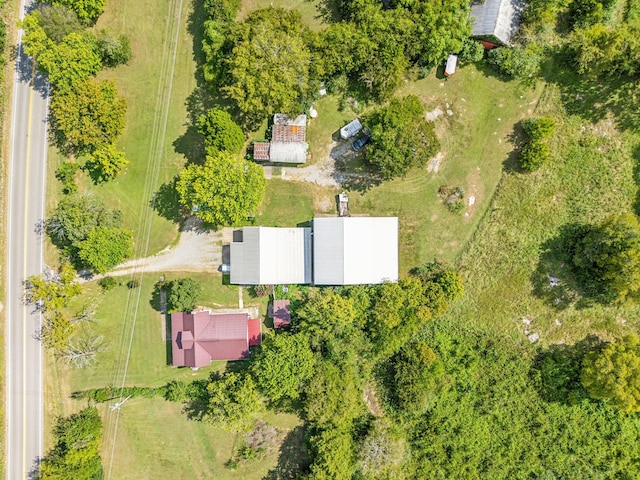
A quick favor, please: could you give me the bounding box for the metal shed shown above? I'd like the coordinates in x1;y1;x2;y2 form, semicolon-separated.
340;119;363;140
470;0;525;46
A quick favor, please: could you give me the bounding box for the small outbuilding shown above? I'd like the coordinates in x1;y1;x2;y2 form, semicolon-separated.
470;0;524;46
252;114;309;163
340;119;363;140
272;299;291;328
444;54;458;77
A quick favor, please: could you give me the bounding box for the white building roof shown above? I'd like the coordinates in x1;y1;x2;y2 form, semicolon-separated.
269;142;308;164
445;54;458;76
470;0;524;46
340;119;363;140
313;217;398;285
230;227;312;285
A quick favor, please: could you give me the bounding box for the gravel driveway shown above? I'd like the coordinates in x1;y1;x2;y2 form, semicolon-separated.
106;222;224;278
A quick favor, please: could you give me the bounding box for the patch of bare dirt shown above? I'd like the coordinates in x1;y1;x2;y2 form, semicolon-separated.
363;385;384;417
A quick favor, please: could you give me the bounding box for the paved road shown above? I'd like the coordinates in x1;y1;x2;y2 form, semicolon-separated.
5;0;49;477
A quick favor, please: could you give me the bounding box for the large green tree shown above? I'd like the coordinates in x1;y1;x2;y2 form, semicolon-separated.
164;278;201;313
205;372;265;432
250;333;316;402
39;407;103;479
77;226;133;273
196;108;244;154
572;213;640;301
176;150;265;226
46;194;123;252
47;0;106;25
50;79;127;155
223;8;312;125
364;95;440;180
83;143;129;183
581;335;640;413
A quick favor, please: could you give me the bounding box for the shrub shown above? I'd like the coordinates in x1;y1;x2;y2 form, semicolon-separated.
458;38;484;63
55;161;79;194
487;45;542;78
520;141;550;171
126;279;140;289
196;108;245;154
98;276;117;290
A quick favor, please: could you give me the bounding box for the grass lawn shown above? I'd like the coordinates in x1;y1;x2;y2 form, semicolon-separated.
445;81;640;347
75;0;196;256
338;65;546;272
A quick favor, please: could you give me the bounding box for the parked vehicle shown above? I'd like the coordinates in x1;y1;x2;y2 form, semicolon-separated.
352;134;371;151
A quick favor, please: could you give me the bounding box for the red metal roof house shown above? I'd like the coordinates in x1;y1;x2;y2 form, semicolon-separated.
171;311;262;368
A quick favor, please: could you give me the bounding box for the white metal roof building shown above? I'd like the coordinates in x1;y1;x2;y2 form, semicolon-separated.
313;217;398;285
230;227;312;285
470;0;524;46
340;119;363;140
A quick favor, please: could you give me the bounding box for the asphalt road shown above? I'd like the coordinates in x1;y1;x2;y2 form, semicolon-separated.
6;0;49;477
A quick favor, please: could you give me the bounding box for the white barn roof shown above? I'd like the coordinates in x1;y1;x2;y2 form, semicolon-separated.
313;217;398;285
230;227;312;284
470;0;524;46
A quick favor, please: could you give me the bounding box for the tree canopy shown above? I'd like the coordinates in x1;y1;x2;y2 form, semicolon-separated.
39;407;103;479
164;278;201;313
581;335;640;412
572;213;640;301
83;143;129;183
364;95;440;180
196;107;244;154
77;226;133;273
49;79;127;155
223;8;312;126
176;150;265;226
48;0;106;25
205;372;265;432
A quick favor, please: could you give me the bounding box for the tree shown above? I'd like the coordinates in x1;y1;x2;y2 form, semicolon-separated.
176;150;265;226
39;407;103;479
223;8;312;125
84;143;129;183
364;96;440;180
36;4;83;42
357;418;406;479
26;263;82;312
37;32;102;88
77;226;133;273
581;335;640;413
487;44;542;78
518;117;555;171
205;372;265;432
39;312;75;350
308;427;356;480
46;194;123;252
48;0;106;25
59;335;104;368
196;108;244;154
250;333;316;402
95;30;132;67
50;79;127;155
393;341;445;412
304;361;364;427
572;213;640;301
164;278;201;313
458;38;485;63
413;260;464;302
55;161;80;194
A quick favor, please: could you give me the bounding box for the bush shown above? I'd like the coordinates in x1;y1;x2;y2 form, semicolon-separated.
126;279;140;289
55;161;79;194
164;278;201;313
197;108;245;154
98;276;117;291
487;45;542;78
522;117;556;141
95;30;132;67
458;38;484;63
520;141;550;171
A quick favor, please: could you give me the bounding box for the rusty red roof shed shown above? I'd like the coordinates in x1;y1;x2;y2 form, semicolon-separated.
272;300;291;328
171;311;262;367
253;142;270;161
